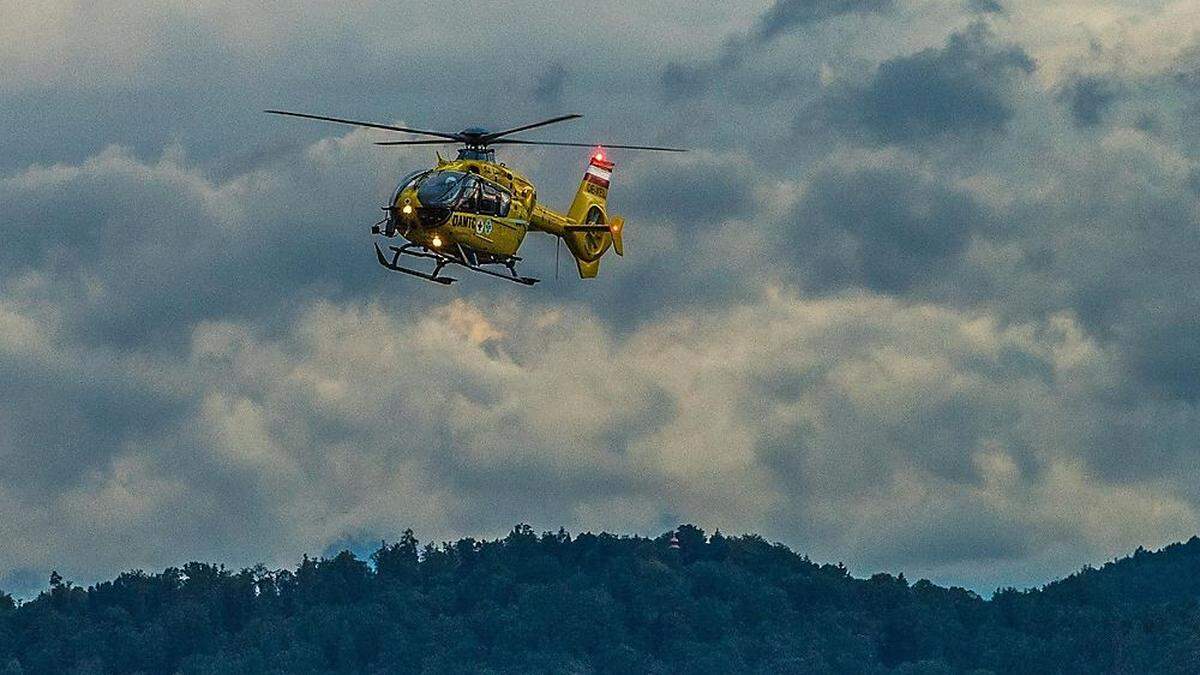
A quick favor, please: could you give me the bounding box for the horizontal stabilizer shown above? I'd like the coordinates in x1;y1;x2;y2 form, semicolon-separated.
610;217;624;256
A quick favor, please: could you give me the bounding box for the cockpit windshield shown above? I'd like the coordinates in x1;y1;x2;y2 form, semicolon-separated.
417;171;474;207
391;170;429;204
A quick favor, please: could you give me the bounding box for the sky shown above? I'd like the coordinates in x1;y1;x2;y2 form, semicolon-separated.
1;0;1198;597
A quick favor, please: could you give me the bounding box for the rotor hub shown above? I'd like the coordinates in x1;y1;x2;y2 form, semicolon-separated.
456;147;496;162
458;127;489;145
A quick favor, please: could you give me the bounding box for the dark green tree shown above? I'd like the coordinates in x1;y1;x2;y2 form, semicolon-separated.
2;528;1199;674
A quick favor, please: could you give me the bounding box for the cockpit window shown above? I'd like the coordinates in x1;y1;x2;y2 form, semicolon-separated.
417;171;473;207
391;170;429;204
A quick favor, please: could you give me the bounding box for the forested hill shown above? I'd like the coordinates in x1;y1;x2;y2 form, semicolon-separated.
3;527;1200;674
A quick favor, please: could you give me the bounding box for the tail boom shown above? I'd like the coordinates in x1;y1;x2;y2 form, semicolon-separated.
528;151;627;278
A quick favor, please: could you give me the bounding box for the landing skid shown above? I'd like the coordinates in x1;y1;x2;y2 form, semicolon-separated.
373;242;539;286
374;243;456;284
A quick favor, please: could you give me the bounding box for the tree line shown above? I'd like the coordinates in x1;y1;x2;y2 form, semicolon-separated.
2;525;1200;673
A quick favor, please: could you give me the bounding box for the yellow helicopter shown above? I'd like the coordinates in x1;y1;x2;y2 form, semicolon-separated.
266;110;685;285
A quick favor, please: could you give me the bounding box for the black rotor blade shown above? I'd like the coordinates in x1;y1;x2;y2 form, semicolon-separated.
264;110;462;141
481;114;583;142
492;138;688;152
375;139;460;146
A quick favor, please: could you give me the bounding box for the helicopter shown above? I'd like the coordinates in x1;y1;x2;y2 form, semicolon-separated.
266;110;685;285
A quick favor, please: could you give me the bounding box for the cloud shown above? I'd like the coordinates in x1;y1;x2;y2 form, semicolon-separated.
967;0;1005;14
807;24;1036;143
0;138;410;350
619;151;761;222
4;290;1194;594
752;0;896;43
782;157;994;293
661;0;896;99
1061;75;1122;127
1009;125;1200;408
1124;306;1200;402
532;64;570;107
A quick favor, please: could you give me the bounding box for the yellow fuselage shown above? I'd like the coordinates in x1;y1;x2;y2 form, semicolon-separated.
387;157;578;258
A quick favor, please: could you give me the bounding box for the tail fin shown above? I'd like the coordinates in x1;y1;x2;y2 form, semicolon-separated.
567;151;612;223
562;151;625;278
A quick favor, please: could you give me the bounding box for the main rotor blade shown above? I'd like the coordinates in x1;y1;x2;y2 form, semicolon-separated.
493;139;688;152
375;139;460;146
481;114;583;142
264;110;462;141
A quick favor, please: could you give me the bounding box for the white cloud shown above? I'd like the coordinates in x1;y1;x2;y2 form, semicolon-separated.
7;286;1194;592
998;0;1200;84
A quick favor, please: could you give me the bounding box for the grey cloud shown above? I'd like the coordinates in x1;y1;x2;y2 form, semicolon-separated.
807;25;1035;143
619;153;759;223
753;0;895;43
785;162;992;293
7;292;1193;595
870;496;1033;567
0;568;41;600
1020;129;1200;408
0;142;424;351
0;350;189;497
1061;76;1122;127
1126;307;1200;402
0;1;703;172
967;0;1004;14
661;62;713;100
661;0;895;99
532;64;569;107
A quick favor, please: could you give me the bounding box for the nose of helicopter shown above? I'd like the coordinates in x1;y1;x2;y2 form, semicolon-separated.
379;199;417;237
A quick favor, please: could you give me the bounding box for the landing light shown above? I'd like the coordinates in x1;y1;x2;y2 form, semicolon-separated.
594;150;605;161
431;235;442;248
402;203;413;215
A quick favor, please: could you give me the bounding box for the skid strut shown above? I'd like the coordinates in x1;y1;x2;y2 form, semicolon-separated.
373;242;539;286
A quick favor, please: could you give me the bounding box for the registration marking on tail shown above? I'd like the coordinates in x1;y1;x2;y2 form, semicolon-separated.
584;164;612;187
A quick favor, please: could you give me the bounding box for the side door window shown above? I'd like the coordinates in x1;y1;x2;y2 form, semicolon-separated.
477;183;504;216
455;176;480;213
497;189;511;217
